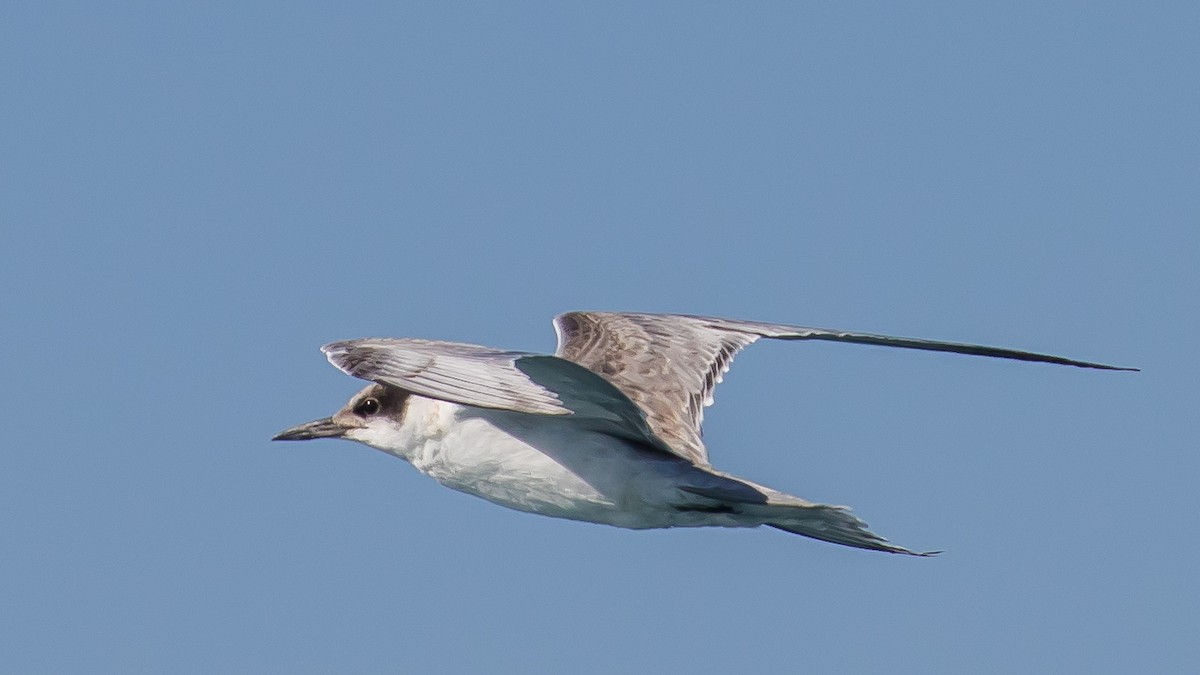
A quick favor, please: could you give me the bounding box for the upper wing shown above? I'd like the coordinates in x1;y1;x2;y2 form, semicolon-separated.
322;338;570;415
554;311;1137;466
322;337;683;457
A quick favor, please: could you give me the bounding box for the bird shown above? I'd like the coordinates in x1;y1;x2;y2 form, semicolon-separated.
273;311;1135;555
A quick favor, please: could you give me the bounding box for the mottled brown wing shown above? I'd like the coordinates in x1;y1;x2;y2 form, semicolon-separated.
553;313;762;465
553;311;1135;466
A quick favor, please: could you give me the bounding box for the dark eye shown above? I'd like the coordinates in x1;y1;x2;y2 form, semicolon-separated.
354;398;381;416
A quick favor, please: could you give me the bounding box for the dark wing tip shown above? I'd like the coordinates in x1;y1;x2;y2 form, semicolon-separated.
320;341;351;364
320;340;351;357
320;339;384;380
1060;360;1139;372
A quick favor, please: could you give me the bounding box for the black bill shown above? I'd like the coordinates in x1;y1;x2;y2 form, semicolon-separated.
272;417;345;441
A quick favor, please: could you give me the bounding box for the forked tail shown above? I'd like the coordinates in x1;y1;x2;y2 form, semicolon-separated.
764;506;939;556
679;477;939;556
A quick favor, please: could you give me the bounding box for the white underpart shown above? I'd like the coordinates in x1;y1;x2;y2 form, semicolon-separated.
346;395;747;529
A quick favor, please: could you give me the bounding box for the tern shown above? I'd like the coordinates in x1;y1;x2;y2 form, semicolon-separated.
274;311;1134;555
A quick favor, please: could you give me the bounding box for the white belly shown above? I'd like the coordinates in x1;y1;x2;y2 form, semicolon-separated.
378;397;696;528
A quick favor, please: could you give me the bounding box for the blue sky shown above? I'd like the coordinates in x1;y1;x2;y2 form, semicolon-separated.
2;2;1196;673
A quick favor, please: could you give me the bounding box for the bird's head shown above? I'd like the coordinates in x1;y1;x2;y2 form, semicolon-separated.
272;383;411;451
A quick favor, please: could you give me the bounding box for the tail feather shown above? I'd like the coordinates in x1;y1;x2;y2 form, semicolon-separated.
679;478;938;556
765;506;940;557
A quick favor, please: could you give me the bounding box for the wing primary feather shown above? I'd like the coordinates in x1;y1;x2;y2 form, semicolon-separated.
749;328;1138;372
553;311;1136;465
320;338;570;415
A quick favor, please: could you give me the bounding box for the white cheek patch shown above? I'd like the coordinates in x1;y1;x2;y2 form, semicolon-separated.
346;421;410;456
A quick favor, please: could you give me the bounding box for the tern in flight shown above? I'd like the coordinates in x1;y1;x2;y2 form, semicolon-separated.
274;312;1134;555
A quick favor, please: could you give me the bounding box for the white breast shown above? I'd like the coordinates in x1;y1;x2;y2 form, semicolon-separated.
373;396;688;527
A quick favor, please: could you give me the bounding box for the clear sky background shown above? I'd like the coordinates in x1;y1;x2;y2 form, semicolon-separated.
2;3;1196;673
